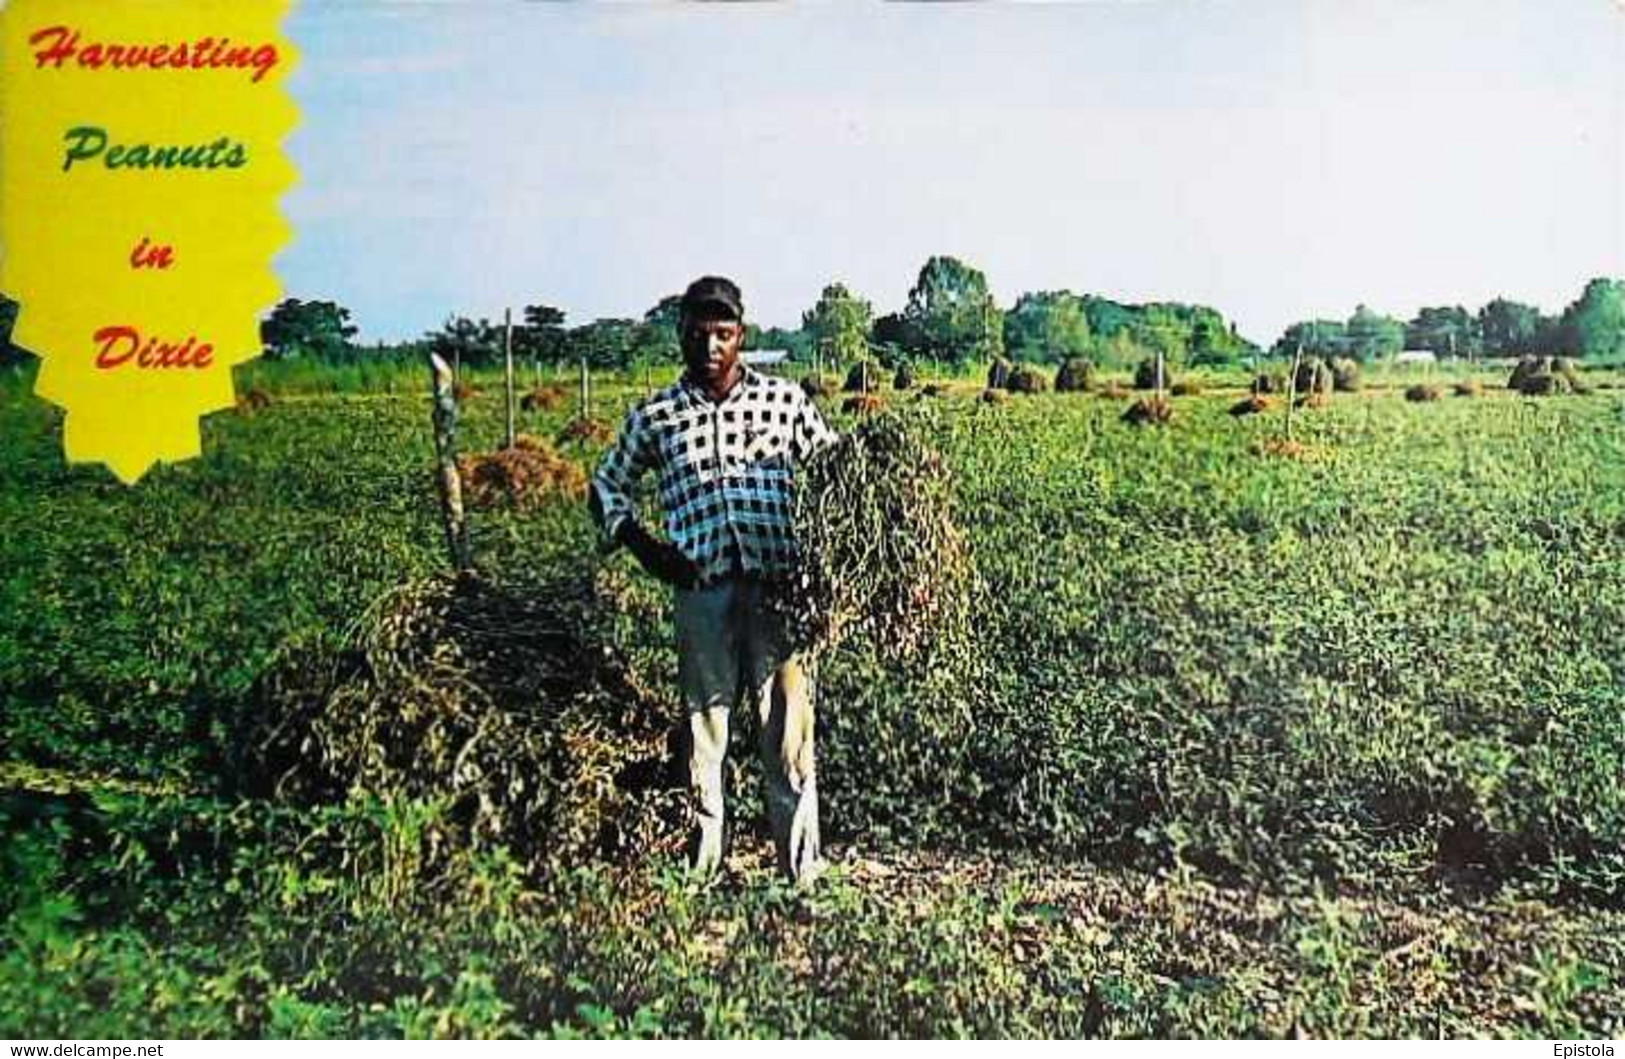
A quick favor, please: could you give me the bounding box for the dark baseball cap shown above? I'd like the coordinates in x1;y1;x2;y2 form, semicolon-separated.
680;276;744;322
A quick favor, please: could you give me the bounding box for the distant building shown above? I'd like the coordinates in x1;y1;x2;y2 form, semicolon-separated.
1394;349;1437;365
742;349;791;366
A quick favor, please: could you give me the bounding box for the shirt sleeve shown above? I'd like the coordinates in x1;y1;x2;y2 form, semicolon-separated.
791;389;839;463
590;405;656;550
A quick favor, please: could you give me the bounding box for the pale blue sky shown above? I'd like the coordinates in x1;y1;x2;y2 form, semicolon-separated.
279;0;1625;346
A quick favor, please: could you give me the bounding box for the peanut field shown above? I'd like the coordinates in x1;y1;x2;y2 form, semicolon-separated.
2;361;1623;1037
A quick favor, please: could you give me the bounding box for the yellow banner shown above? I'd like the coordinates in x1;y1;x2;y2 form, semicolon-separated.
0;0;297;483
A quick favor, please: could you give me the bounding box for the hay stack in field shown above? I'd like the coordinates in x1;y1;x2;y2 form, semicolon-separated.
844;361;880;393
800;374;836;399
241;571;685;884
1330;357;1363;393
1251;372;1284;395
1054;358;1095;393
1294;358;1334;396
842;393;886;415
1553;357;1590;393
893;363;916;391
1122;395;1173;426
1229;394;1270;417
1515;371;1572;396
1453;380;1483;398
458;435;587;509
1171;379;1203;397
557;417;614;445
1508;356;1542;391
520;384;568;412
986;358;1013;391
1509;356;1585;395
979;388;1008;405
1008;365;1049;394
774;413;977;665
1133;357;1173;391
1405;384;1443;403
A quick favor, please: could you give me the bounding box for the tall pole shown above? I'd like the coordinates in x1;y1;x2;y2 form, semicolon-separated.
1284;340;1303;441
579;357;590;422
428;352;473;573
503;308;516;449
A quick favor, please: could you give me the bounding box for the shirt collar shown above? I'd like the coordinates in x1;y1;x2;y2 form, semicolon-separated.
681;365;757;406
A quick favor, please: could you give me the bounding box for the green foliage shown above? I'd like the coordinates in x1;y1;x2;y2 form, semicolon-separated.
5;366;1625;1036
1344;304;1406;361
802;282;873;367
1478;297;1543;357
1273;319;1347;360
1083;296;1253;367
427;315;505;370
261;298;359;361
518;303;569;364
1276;307;1403;363
1406;305;1480;358
1557;277;1625;360
1003;291;1091;364
904;255;1004;368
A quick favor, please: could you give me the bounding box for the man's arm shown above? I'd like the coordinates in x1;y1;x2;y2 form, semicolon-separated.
589;409;699;589
790;387;839;462
589;407;653;549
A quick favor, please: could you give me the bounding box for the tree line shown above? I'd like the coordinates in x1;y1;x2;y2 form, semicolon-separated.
1272;279;1625;362
2;269;1622;372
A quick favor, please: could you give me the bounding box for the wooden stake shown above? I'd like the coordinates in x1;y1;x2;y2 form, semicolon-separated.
579;358;589;421
503;308;516;449
429;352;473;573
1284;341;1303;441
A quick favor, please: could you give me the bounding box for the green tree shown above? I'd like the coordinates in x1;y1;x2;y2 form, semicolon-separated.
638;295;683;362
1344;304;1405;361
1477;297;1542;357
757;325;812;361
1002;291;1091;364
904;255;1003;368
1131;303;1191;363
518;304;567;365
562;318;640;371
802;282;873;366
261;298;359;360
1080;295;1137;341
871;312;924;366
427;315;503;370
1271;319;1346;360
1405;306;1479;358
1557;277;1625;359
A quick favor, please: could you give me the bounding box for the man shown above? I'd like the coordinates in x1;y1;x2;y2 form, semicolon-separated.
589;276;837;884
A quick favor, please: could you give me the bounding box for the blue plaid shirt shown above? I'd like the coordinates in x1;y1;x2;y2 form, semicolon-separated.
591;368;837;587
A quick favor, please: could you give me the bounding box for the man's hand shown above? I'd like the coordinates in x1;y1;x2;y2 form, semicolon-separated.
617;521;700;589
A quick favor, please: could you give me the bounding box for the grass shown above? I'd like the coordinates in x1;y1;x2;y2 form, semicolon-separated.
2;362;1624;1036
